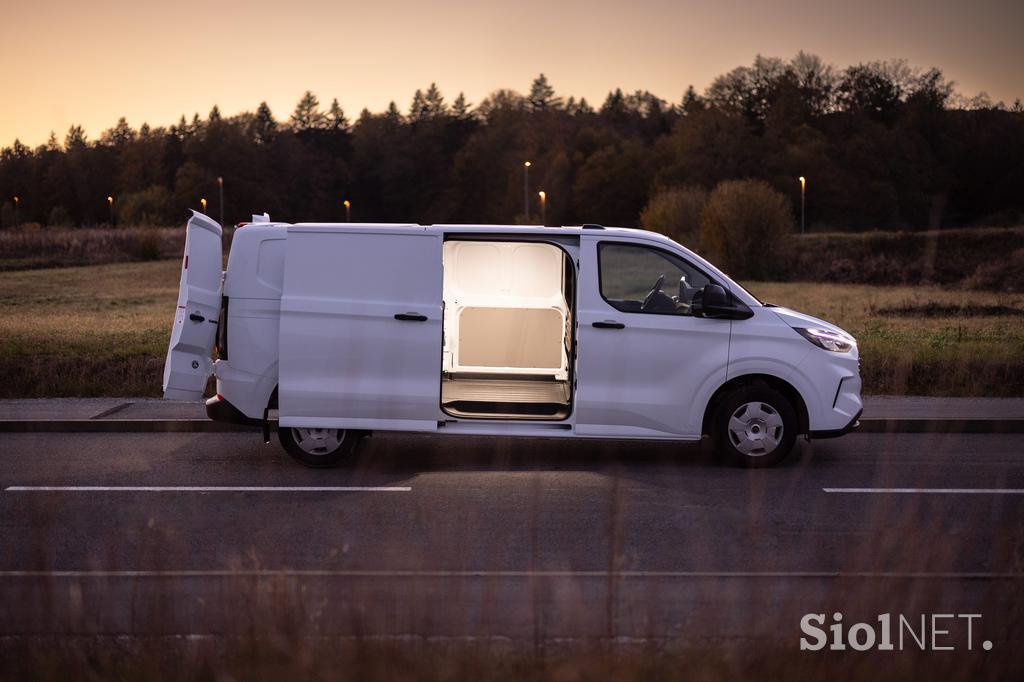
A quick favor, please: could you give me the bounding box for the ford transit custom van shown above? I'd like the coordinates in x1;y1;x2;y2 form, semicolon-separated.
164;211;861;467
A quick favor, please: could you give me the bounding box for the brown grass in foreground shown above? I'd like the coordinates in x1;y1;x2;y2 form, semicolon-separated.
2;634;1017;681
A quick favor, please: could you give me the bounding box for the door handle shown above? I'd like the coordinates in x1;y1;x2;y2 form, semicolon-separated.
395;312;428;322
189;313;205;323
592;320;625;329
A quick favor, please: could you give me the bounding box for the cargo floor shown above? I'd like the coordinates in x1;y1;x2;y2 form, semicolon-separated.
441;378;571;419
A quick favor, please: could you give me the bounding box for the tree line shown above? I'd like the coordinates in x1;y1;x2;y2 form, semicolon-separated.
1;53;1022;231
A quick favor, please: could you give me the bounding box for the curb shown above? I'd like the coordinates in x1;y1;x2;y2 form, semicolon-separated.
855;419;1024;434
1;419;1023;434
0;420;252;433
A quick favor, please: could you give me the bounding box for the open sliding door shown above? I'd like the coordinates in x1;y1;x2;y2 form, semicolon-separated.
279;227;443;431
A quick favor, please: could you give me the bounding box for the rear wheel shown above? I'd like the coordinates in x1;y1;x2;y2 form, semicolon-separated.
712;385;797;467
278;426;361;468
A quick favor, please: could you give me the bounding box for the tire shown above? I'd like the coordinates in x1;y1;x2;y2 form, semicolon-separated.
712;385;798;467
278;425;362;468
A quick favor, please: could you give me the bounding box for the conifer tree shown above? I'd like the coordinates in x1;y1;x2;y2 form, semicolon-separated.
291;91;326;130
409;89;428;122
424;83;447;117
253;102;278;143
452;92;472;120
528;73;562;110
328;98;350;131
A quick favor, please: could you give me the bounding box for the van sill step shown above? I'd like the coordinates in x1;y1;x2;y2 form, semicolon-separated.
441;379;570;405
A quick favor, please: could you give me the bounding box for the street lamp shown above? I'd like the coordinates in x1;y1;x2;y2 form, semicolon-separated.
343;199;351;222
523;161;531;221
798;176;806;234
538;190;546;226
201;197;207;215
217;176;224;226
107;196;114;226
12;196;18;228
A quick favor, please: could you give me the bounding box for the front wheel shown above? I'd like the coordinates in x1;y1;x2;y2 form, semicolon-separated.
712;385;798;467
278;426;362;468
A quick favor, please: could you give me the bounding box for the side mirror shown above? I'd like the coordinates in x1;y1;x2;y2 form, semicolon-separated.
697;284;753;320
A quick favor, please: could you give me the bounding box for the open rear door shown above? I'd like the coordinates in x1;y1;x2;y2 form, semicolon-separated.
162;211;223;400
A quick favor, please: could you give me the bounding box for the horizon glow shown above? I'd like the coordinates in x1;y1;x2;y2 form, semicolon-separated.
1;0;1022;147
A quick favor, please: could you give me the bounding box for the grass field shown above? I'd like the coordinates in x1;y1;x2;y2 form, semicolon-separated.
0;260;180;397
745;281;1024;396
0;259;1021;398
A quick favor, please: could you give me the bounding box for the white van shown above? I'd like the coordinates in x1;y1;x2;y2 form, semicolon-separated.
163;211;861;467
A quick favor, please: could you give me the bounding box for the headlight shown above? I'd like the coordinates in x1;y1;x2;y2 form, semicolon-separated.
794;327;855;352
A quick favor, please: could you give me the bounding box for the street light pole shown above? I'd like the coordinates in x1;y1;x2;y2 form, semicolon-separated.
523;161;531;222
12;196;18;228
344;199;351;222
538;191;546;226
799;176;806;234
217;176;224;226
107;196;114;226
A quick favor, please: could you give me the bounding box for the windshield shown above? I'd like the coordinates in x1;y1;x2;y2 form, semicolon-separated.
730;280;765;305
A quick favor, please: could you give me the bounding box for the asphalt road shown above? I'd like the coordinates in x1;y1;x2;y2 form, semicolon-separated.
1;430;1022;676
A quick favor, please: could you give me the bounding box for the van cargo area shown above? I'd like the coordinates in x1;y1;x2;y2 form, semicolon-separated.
441;240;574;420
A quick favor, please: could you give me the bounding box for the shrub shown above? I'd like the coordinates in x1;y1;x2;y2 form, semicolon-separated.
128;230;164;261
0;226;181;269
118;187;172;226
698;180;793;279
772;227;1024;289
964;247;1024;292
640;185;707;248
46;205;73;227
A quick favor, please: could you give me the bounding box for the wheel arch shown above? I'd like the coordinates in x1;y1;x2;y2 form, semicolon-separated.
701;373;809;436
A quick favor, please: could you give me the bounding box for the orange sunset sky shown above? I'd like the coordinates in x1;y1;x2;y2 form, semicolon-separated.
2;0;1022;147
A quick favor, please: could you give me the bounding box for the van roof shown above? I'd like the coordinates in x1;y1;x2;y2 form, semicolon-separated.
287;222;675;244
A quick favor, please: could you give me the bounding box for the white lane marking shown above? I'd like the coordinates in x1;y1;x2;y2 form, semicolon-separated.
824;488;1024;494
0;570;1019;579
4;486;410;492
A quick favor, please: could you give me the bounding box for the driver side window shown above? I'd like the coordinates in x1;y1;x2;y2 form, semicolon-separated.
598;242;712;316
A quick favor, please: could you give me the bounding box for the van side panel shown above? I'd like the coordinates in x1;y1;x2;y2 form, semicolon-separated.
278;229;444;431
213;227;285;419
214;298;281;419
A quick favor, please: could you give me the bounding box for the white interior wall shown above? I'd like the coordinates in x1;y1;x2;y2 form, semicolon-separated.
443;241;569;377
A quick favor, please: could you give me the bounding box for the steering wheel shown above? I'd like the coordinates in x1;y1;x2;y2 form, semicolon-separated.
641;275;666;311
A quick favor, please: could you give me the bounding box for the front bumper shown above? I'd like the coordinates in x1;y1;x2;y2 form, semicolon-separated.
808;408;862;439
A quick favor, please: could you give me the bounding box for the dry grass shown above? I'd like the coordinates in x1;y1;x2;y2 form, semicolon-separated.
745;281;1024;396
769;226;1024;291
0;261;1021;398
0;260;180;397
0;225;236;271
2;634;1012;681
0;226;186;270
